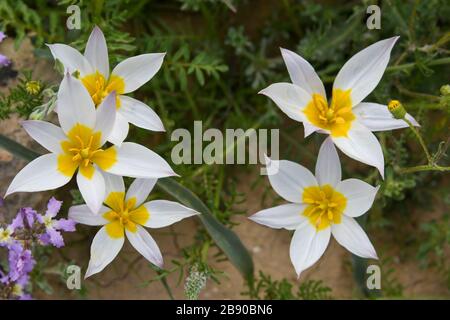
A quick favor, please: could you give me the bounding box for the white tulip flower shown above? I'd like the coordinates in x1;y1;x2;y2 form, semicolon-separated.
260;37;419;177
250;138;379;277
48;26;165;145
5;74;176;214
69;174;199;278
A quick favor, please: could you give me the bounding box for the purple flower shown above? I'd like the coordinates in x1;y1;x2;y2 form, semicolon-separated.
37;197;76;248
11;207;37;230
46;197;62;217
0;33;11;67
0;54;10;67
7;242;35;283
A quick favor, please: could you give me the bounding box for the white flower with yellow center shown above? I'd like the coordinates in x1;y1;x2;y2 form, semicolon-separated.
68;174;198;278
5;73;176;214
250;138;379;277
48;26;165;145
260;37;419;177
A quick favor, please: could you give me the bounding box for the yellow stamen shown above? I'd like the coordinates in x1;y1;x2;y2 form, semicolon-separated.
57;124;117;179
302;184;347;230
303;89;355;137
81;71;125;108
103;193;150;239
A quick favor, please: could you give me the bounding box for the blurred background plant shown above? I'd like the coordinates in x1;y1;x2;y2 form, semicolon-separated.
0;0;448;299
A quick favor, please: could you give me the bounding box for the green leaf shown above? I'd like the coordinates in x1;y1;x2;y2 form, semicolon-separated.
0;134;40;160
0;134;254;282
195;68;205;86
156;177;254;282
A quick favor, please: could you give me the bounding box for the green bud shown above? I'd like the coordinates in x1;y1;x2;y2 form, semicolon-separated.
440;84;450;96
388;100;407;119
29;107;46;120
25;81;41;95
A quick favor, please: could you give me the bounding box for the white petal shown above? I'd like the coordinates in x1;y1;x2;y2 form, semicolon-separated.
85;226;124;278
126;178;157;207
111;53;165;94
107;113;129;146
331;215;378;259
119;96;165;132
103;172;125;195
126;226;163;267
5;154;71;197
249;203;307;230
95;91;117;145
259;82;312;123
76;168;105;214
304;123;319;138
353;102;420;131
290;222;331;277
265;155;317;203
142;200;199;228
280;48;326;97
47;43;93;76
337;179;379;218
315;137;341;187
332;122;385;178
333;37;399;106
57;73;96;134
84;26;109;78
106;142;177;179
22;120;66;154
68;204;109;225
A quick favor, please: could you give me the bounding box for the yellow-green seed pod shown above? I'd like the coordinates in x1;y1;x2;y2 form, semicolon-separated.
388;100;406;119
25;81;41;95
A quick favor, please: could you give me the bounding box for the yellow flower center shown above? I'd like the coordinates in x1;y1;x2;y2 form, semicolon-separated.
102;192;150;238
57;124;117;179
25;80;41;95
0;229;11;242
81;71;125;108
302;184;347;230
304;89;355;137
12;284;23;296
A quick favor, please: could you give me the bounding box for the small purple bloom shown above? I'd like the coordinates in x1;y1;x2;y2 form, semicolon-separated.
46;197;62;218
37;198;76;248
40;228;64;248
1;197;76;299
18;293;32;300
55;218;76;232
7;242;35;283
0;33;11;67
0;54;10;67
11;207;37;230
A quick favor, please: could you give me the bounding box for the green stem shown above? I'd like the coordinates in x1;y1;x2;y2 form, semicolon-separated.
158;271;175;300
403;118;432;163
398;164;450;174
386;57;450;73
